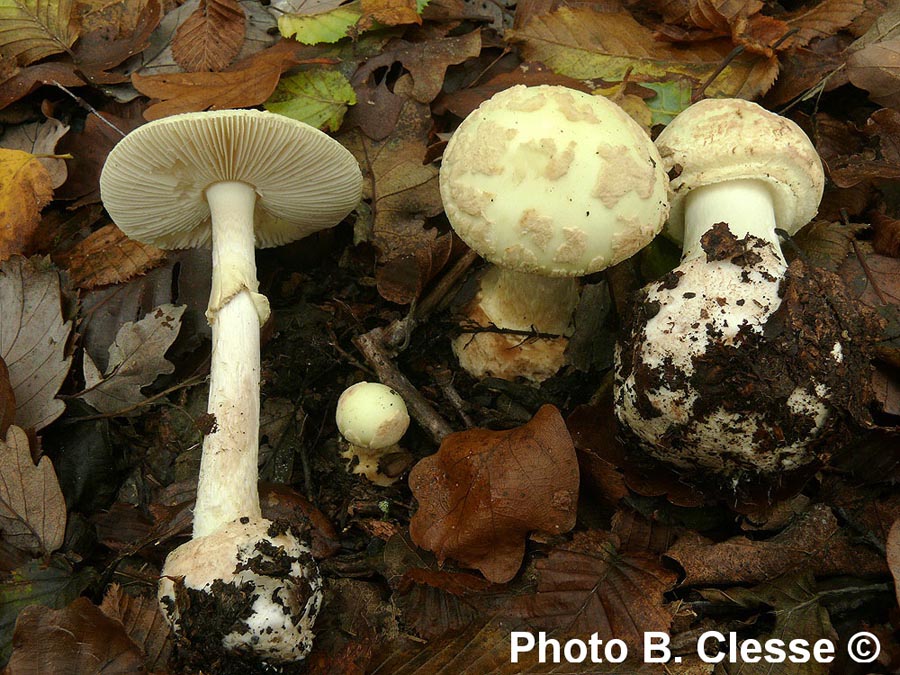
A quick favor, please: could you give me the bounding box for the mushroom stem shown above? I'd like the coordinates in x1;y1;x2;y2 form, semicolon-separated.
475;267;580;335
681;179;782;263
193;181;263;538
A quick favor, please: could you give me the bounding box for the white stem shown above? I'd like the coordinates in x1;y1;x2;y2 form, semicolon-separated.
682;179;783;264
478;267;580;336
193;181;263;539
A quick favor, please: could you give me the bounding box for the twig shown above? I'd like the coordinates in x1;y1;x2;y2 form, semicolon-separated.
353;329;453;444
433;365;474;428
52;81;126;137
381;248;479;350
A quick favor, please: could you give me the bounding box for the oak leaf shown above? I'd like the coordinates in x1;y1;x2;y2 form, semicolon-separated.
0;425;67;555
7;597;145;674
0;149;53;261
132;39;317;120
0;257;72;431
54;223;166;290
666;503;887;585
507;7;778;99
79;304;185;414
171;0;246;72
409;405;579;583
339;96;443;260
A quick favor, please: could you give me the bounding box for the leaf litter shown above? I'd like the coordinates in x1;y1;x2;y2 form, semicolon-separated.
2;0;900;672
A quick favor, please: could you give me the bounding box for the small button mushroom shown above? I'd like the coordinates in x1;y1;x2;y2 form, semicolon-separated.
614;98;839;476
439;84;669;382
335;382;410;486
101;109;362;663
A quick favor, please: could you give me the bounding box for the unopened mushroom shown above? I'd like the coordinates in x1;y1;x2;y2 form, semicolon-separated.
335;381;410;486
440;84;669;382
101;109;362;662
615;98;837;476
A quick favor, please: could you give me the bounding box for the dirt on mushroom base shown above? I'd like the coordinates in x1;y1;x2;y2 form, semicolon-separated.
616;223;881;480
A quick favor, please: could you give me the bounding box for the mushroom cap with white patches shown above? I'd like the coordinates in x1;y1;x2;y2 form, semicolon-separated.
439;85;669;276
336;382;410;449
158;517;322;663
100;109;362;249
655;98;824;243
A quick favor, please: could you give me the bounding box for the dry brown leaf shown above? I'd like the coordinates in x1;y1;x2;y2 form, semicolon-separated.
0;117;70;189
0;357;15;437
7;597;145;674
99;584;173;671
360;0;420;27
0;149;53;261
72;0;161;83
666;503;887;585
888;519;900;606
783;0;869;48
55;223;166;289
847;38;900;108
375;231;453;304
132;39;315;120
507;7;778;99
352;31;481;104
171;0;246;72
339;96;443;261
521;529;677;644
409;405;579;583
0;257;72;432
0;425;67;555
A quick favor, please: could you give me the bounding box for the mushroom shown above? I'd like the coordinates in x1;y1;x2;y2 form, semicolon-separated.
439;84;669;382
614;98;835;476
100;109;362;662
335;381;410;486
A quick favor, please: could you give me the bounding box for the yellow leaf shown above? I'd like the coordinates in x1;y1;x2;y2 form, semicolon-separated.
0;0;80;66
0;149;53;261
507;7;778;99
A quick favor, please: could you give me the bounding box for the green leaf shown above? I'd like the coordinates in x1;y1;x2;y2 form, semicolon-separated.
507;7;778;99
0;0;80;66
0;557;95;664
266;69;356;131
278;2;361;44
641;80;693;126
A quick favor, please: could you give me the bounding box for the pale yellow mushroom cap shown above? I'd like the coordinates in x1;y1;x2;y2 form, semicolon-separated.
655;98;825;242
335;382;409;449
100;109;362;249
439;85;669;276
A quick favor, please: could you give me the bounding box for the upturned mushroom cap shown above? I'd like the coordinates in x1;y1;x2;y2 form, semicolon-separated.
335;382;409;450
100;109;362;249
655;98;824;243
440;85;668;276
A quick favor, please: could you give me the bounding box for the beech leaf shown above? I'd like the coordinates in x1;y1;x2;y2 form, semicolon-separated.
0;256;72;432
0;117;70;189
409;405;579;583
522;529;677;643
265;69;356;131
0;357;14;436
0;0;80;66
507;7;778;99
171;0;246;72
78;304;185;414
132;40;313;120
0;425;66;555
7;597;146;674
99;584;173;671
54;223;167;290
847;38;900;109
0;149;53;261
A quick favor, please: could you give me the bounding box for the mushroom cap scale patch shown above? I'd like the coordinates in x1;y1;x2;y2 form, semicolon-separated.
440;85;668;277
655;98;824;243
100;109;362;249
